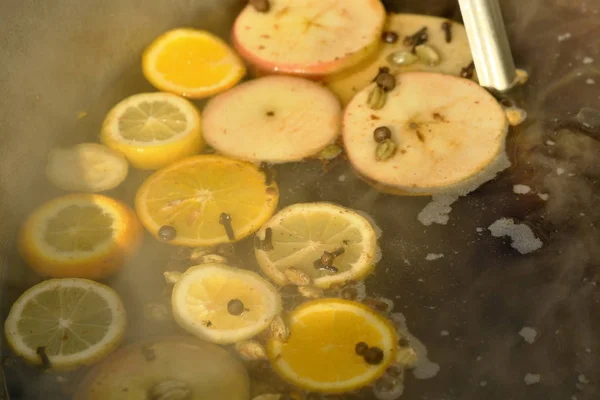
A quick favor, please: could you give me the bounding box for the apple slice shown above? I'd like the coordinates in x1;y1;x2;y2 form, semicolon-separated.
326;14;474;105
202;75;341;163
232;0;386;77
343;72;508;195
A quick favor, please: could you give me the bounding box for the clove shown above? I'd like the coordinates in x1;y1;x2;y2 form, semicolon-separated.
36;346;52;370
259;162;274;186
441;21;452;43
219;212;235;241
403;26;428;52
313;248;344;273
460;61;475;79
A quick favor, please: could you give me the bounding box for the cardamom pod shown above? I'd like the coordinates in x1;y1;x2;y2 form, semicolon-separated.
386;51;419;66
415;44;441;66
318;144;343;160
375;139;397;161
367;86;387;110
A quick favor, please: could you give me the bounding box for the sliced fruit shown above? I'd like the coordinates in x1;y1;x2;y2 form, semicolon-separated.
268;298;397;393
135;155;278;247
101;92;203;170
255;202;380;289
19;194;142;279
232;0;386;77
202;76;341;163
326;14;473;105
45;143;129;192
343;72;508;195
4;278;126;371
142;28;245;98
171;263;282;345
74;336;250;400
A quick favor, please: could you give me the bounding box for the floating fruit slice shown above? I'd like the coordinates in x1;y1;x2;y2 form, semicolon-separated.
142;28;245;98
45;143;129;192
232;0;385;76
171;263;282;345
268;299;397;393
343;72;508;195
4;278;126;371
19;194;142;279
202;76;341;163
255;203;380;289
135;155;278;247
100;92;204;170
326;14;473;105
74;336;250;400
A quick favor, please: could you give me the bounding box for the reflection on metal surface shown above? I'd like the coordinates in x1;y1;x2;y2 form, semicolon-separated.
458;0;517;91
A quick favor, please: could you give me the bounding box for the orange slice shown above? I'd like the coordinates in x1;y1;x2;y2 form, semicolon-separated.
135;155;279;247
268;299;397;394
18;194;142;279
142;28;246;98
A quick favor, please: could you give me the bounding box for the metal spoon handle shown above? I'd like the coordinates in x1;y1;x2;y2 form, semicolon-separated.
458;0;517;92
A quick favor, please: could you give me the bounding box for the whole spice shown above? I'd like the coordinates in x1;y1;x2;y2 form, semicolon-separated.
403;26;428;49
227;299;245;316
441;21;452;43
415;44;441;66
284;267;312;286
216;243;235;257
355;342;369;356
259;162;274;185
460;61;475;79
340;286;359;300
375;139;397;161
249;0;270;13
396;347;418;367
505;107;528;126
362;297;393;314
386;50;419;66
149;379;192;400
219;212;235;241
363;346;384;365
197;254;229;264
189;246;212;262
269;315;289;341
375;70;396;92
163;271;182;285
367;86;387;110
373;126;392;143
318;144;343;160
297;285;323;299
235;340;267;361
262;227;274;250
158;225;177;241
36;346;52;370
381;30;399;44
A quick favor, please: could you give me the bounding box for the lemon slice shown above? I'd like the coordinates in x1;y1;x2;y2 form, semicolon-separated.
268;299;397;393
46;143;129;192
171;263;282;344
143;28;246;98
135;155;279;247
255;203;380;289
74;336;250;400
101;92;204;170
4;278;127;371
19;194;142;279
